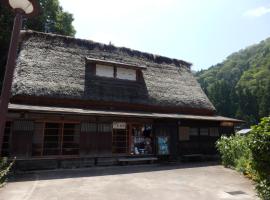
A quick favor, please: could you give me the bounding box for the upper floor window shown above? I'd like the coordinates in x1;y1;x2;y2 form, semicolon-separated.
86;57;146;82
96;64;114;78
116;67;136;81
96;64;137;81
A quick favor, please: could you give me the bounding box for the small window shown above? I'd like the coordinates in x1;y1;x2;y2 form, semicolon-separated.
96;64;114;78
189;128;199;136
200;128;209;136
117;67;136;81
179;127;190;141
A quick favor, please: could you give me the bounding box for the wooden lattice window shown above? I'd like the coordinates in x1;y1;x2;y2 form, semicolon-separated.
43;123;61;156
1;122;12;157
112;129;128;154
43;123;80;156
62;124;80;155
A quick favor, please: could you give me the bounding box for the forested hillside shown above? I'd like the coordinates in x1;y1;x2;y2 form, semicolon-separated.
196;38;270;126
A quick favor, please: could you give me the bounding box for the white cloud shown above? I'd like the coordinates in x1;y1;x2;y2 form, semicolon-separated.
244;6;270;17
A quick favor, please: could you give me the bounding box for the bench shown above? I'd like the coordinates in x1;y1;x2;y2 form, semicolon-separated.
118;157;158;165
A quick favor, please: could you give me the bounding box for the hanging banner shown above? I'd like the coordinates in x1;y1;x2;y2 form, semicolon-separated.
157;136;170;155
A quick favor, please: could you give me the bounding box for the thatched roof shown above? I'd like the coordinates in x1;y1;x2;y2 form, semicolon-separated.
11;30;216;113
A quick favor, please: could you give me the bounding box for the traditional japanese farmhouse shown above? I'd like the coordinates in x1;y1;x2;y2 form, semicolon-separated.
2;30;242;169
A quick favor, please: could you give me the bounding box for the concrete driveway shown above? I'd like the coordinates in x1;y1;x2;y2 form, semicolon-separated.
0;163;258;200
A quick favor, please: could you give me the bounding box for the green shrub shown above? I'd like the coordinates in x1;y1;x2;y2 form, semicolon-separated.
248;117;270;200
256;179;270;200
216;134;250;171
217;117;270;200
0;157;14;187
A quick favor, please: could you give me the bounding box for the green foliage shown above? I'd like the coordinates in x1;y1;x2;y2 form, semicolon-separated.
216;135;251;171
248;117;270;200
256;179;270;200
216;117;270;199
196;38;270;126
0;157;14;187
0;0;76;89
24;0;76;36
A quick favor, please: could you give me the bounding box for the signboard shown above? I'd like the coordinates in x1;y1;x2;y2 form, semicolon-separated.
157;136;170;155
220;121;234;127
113;122;127;129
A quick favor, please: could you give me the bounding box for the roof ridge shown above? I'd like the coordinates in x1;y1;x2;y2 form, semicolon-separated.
20;30;192;68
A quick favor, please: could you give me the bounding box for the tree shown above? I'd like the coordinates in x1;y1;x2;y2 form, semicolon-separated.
24;0;76;36
0;0;76;89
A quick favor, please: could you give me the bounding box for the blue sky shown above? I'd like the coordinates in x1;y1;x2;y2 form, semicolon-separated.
59;0;270;71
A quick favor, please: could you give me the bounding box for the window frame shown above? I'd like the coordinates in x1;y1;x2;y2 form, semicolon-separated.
96;64;114;78
95;64;138;81
37;122;81;157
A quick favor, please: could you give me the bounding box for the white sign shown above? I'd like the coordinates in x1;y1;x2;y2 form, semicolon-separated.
113;122;127;129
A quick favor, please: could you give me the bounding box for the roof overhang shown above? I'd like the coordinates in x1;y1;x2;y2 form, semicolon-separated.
8;104;244;124
85;57;147;70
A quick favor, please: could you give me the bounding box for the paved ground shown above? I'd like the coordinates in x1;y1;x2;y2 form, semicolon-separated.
0;163;258;200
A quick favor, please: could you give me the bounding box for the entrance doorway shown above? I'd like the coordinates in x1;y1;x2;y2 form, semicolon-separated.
130;124;153;156
112;122;154;156
112;129;129;154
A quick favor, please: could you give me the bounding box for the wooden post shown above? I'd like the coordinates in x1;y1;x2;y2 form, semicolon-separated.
0;11;23;155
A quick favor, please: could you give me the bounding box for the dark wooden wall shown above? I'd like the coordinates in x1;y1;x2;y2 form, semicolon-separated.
2;113;236;159
178;120;235;155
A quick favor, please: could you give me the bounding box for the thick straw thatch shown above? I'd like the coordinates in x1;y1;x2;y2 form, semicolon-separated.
11;30;216;113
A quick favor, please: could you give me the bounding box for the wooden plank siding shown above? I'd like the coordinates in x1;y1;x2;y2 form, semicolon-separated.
177;120;235;155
